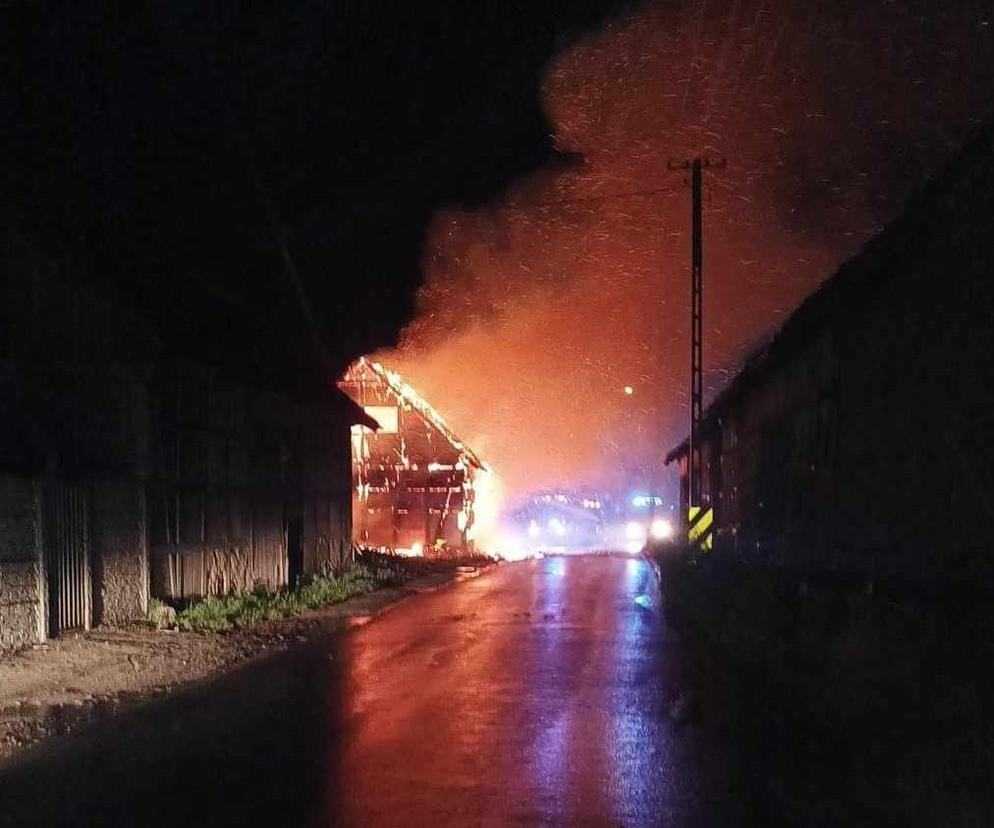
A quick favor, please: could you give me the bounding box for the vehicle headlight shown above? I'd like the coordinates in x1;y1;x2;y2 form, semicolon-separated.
650;518;673;540
625;520;646;541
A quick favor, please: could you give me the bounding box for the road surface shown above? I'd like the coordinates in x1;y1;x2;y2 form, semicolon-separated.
0;555;751;826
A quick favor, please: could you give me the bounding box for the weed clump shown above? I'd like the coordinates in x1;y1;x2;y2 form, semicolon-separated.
175;561;405;633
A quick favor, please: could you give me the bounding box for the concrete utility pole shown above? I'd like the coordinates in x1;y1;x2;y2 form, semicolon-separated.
669;157;724;511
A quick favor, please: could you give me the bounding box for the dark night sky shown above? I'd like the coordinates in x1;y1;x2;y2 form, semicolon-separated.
2;1;636;388
4;1;994;503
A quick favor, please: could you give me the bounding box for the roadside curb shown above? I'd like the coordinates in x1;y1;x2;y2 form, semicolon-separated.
642;550;662;583
344;562;501;628
406;561;500;593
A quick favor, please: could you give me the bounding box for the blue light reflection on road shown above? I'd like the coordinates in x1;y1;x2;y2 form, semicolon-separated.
610;556;671;824
530;554;572;815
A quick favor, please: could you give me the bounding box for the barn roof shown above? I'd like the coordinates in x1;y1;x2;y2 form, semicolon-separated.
339;357;487;470
325;384;382;431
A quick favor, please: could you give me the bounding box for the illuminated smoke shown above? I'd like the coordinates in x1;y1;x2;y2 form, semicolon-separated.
376;0;994;502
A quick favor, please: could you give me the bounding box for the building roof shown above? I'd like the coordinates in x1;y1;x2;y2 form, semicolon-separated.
339;357;487;470
327;385;382;431
665;125;994;464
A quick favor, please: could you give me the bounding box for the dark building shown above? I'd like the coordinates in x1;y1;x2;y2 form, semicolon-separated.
666;129;994;583
339;359;488;557
145;364;375;603
1;232;371;651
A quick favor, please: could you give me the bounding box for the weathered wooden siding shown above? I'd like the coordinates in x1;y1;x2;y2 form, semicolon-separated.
3;233;359;651
147;369;356;602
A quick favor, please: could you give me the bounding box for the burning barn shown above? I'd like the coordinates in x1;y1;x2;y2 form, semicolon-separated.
339;358;488;557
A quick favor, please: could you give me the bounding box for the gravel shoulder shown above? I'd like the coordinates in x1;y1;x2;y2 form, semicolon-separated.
0;565;495;765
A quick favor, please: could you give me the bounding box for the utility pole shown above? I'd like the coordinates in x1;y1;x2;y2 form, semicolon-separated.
669;157;724;513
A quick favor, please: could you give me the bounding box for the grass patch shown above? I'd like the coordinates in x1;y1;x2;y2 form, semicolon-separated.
172;550;491;634
176;560;406;633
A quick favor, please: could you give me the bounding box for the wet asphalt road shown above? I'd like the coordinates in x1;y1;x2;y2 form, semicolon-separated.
0;555;751;827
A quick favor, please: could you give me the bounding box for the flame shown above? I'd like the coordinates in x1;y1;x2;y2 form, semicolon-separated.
466;467;503;556
342;357;500;557
354;357;486;471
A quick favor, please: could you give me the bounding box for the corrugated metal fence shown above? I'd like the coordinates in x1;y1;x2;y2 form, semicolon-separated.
46;483;91;634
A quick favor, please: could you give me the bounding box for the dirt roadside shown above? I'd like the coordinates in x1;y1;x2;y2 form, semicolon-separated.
0;563;496;765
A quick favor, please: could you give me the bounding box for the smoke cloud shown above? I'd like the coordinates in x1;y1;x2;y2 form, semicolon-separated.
376;0;994;502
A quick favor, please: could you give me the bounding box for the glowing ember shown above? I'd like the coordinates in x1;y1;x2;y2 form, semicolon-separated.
466;467;503;555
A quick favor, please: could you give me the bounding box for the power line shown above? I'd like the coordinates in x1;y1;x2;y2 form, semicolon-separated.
511;184;684;210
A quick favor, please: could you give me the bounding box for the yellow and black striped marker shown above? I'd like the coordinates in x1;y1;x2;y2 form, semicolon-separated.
687;505;713;552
